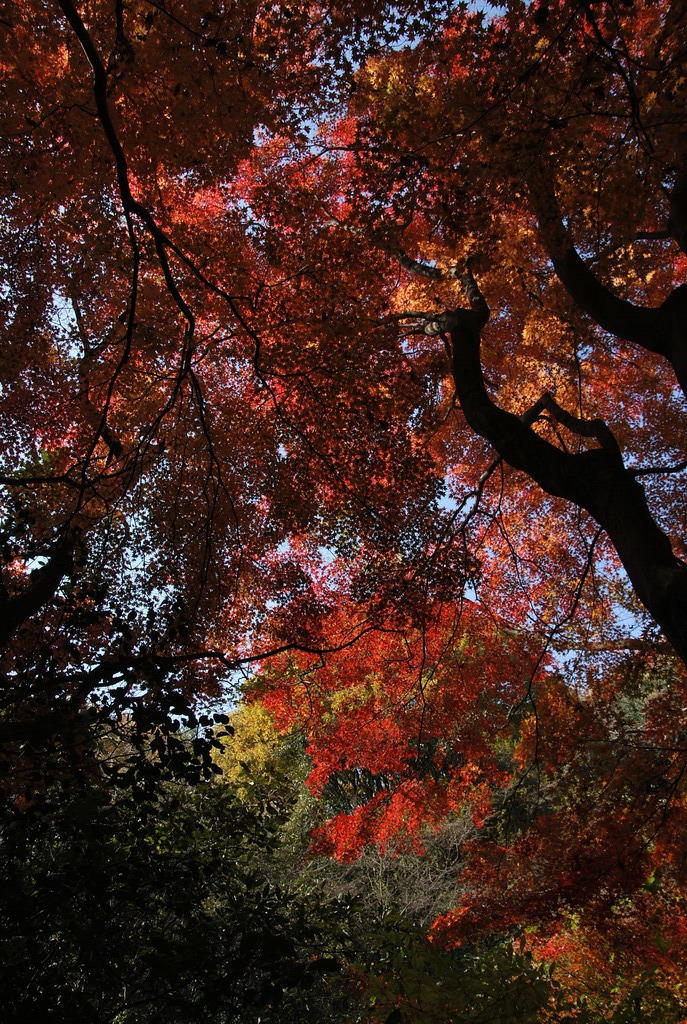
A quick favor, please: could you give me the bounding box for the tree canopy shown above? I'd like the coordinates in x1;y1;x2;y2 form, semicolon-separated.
2;0;687;1017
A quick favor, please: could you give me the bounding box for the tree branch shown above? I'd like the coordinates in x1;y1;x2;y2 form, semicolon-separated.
668;166;687;255
527;160;663;352
523;392;621;456
324;216;444;280
0;536;75;650
445;269;687;666
527;160;687;402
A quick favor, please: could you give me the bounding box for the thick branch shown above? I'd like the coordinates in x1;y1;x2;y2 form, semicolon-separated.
668;167;687;255
527;163;660;346
523;392;621;455
446;274;687;666
0;537;74;650
527;162;687;399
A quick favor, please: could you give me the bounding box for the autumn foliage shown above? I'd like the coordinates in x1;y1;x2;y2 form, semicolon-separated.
3;0;687;1017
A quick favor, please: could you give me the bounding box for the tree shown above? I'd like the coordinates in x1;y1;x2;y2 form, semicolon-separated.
0;0;449;785
0;776;358;1023
215;677;687;1022
3;0;687;1011
213;701;574;1024
6;0;685;735
236;0;687;662
228;3;687;982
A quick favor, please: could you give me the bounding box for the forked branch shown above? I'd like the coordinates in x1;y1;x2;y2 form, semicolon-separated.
522;392;621;456
446;266;687;666
527;158;687;400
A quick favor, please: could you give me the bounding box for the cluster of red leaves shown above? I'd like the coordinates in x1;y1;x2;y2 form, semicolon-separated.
253;601;540;857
